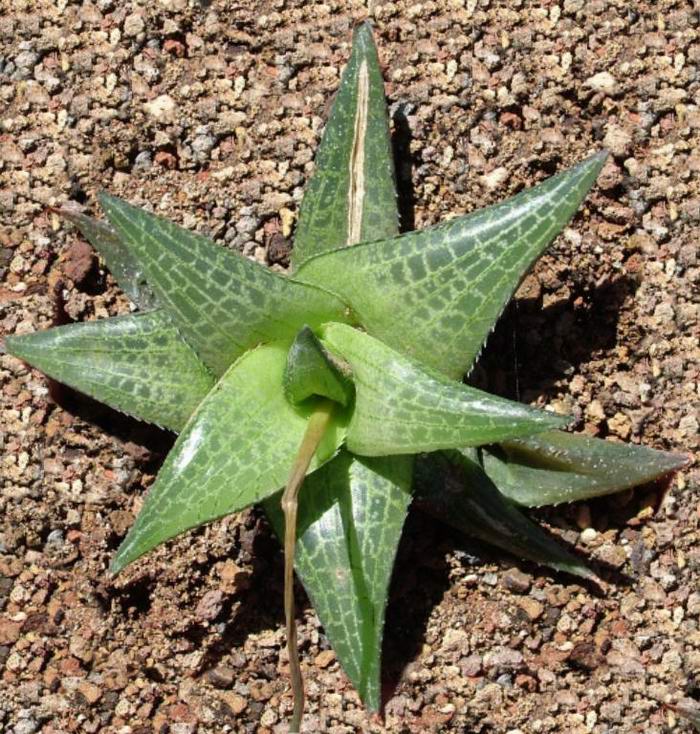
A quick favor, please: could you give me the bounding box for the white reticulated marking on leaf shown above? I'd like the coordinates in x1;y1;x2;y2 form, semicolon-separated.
347;59;369;246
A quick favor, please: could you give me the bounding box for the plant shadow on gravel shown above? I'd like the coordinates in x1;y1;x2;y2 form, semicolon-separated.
392;105;417;235
378;503;636;712
48;382;175;472
472;273;637;403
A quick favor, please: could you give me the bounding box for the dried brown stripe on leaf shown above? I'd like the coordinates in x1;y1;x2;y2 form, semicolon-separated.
348;60;370;246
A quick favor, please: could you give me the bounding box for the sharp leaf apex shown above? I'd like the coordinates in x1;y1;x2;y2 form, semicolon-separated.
98;190;117;205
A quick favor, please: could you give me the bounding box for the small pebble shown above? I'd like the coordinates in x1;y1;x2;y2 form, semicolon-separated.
206;666;235;689
517;598;544;621
315;650;335;668
580;527;598;544
123;13;145;37
77;681;102;704
502;568;531;594
220;691;247;715
144;94;176;119
195;590;224;621
585;71;618;95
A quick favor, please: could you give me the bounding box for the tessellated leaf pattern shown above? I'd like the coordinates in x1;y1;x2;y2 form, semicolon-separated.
298;152;607;378
111;343;348;573
482;430;688;507
415;450;596;580
100;194;350;376
58;208;159;310
5;310;213;432
264;451;412;711
321;322;568;455
291;23;399;267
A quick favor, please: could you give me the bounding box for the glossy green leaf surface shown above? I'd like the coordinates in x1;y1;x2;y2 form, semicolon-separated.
112;343;348;573
483;430;688;507
321;322;568;456
415;450;595;581
291;22;398;268
58;208;158;310
264;451;412;711
283;326;353;407
298;153;607;378
100;194;350;376
5;310;213;432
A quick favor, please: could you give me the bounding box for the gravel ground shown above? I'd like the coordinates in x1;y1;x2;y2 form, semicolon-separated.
1;1;699;732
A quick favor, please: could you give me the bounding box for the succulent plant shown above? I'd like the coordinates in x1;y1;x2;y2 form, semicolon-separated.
4;21;686;731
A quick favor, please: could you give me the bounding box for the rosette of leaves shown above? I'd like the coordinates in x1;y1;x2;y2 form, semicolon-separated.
5;22;686;730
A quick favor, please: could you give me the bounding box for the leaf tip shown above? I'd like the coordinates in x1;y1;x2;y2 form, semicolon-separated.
664;450;692;472
108;558;125;577
579;149;609;183
632;445;690;486
652;449;692;491
98;191;125;219
563;561;603;586
352;18;380;60
110;543;135;577
51;202;84;221
354;19;375;38
3;332;34;363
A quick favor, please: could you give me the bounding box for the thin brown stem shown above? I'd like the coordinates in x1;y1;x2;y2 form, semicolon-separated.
281;401;334;733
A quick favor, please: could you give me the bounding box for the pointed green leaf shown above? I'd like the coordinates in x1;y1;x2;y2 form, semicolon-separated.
284;326;353;407
320;322;568;456
264;451;412;710
58;208;158;310
291;21;398;268
415;450;596;581
111;342;348;574
99;194;350;376
5;311;213;432
298;153;607;378
483;430;689;507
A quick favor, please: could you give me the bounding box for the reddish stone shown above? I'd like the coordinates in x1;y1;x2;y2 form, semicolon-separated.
0;619;21;645
169;703;195;723
500;111;522;129
62;240;95;285
155;151;178;169
164;39;186;57
58;656;84;676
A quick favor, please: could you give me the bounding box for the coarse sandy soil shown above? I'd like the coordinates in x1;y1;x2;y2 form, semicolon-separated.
1;1;699;732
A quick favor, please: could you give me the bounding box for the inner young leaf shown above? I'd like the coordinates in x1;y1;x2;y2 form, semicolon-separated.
284;325;354;407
